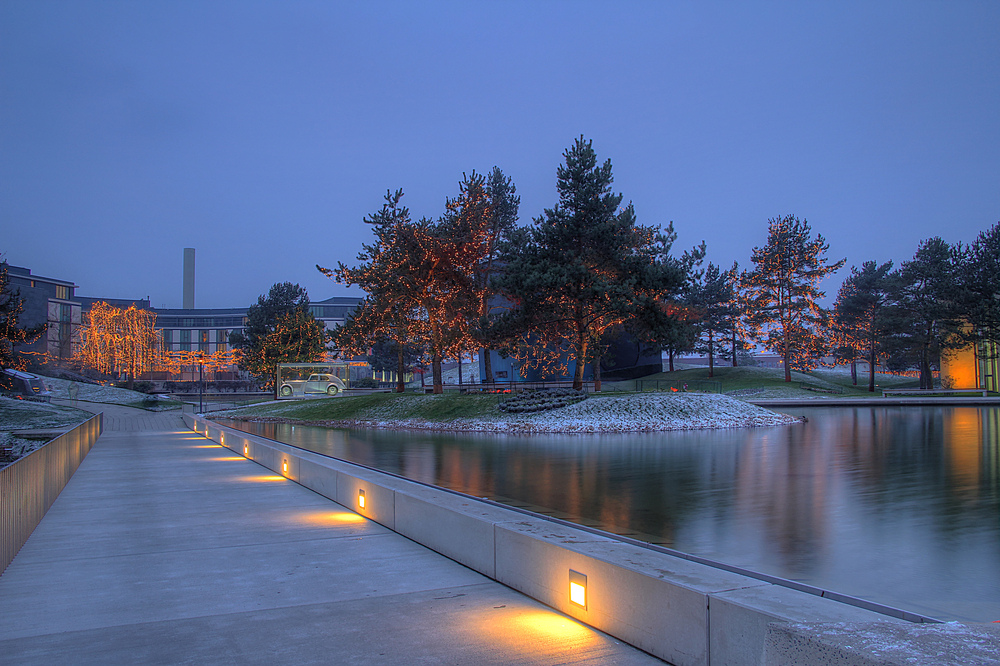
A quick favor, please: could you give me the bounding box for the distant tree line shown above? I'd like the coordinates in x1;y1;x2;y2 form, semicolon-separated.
221;136;999;393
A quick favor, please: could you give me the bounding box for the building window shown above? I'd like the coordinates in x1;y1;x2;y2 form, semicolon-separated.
199;330;210;352
55;285;69;300
179;330;191;350
162;330;172;350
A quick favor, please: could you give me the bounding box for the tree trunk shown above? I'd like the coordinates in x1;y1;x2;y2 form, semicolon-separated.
668;350;675;372
572;333;588;391
868;347;877;393
396;345;405;393
850;359;857;386
593;353;602;392
920;342;933;389
707;329;714;378
432;353;443;394
783;329;792;382
482;347;492;385
731;331;738;367
458;353;463;387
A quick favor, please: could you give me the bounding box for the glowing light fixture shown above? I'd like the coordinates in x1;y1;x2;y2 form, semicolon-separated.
243;444;249;456
358;489;366;509
282;460;288;474
569;570;587;609
220;434;224;445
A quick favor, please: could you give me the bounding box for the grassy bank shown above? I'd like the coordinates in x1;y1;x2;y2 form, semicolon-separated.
614;365;921;397
214;389;801;433
218;392;505;422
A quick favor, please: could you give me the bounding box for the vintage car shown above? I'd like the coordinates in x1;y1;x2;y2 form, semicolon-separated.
278;373;347;397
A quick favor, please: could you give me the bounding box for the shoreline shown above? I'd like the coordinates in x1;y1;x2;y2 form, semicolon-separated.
217;414;804;434
215;392;803;433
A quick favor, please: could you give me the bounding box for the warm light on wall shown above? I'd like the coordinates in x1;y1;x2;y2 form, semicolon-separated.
358;489;366;509
282;460;288;474
243;444;248;456
220;434;224;446
569;570;587;609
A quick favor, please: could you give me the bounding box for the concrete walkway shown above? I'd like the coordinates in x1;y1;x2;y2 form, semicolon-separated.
0;403;662;664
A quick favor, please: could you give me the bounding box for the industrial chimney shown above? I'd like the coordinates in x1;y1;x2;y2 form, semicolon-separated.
183;248;195;309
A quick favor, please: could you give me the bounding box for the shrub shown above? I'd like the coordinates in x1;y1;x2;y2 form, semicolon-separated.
498;388;587;414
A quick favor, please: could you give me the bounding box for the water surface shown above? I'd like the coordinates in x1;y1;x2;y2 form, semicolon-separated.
223;405;1000;621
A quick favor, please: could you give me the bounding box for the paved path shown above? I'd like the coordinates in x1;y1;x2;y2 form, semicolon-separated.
0;403;661;664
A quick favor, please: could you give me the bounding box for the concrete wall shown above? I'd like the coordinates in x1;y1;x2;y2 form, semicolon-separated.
1;413;103;574
188;414;937;664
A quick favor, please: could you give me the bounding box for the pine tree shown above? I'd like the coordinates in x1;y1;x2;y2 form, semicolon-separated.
497;137;665;390
745;215;846;381
477;167;520;383
962;222;1000;363
230;282;325;393
688;262;735;377
831;261;895;392
0;260;45;375
321;190;425;393
631;224;703;373
723;263;755;367
892;237;965;389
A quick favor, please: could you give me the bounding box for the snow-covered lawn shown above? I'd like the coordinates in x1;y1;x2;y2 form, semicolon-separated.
429;393;798;432
39;376;180;410
0;397;96;464
0;396;94;430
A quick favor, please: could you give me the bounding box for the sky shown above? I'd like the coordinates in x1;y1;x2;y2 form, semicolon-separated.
2;1;998;309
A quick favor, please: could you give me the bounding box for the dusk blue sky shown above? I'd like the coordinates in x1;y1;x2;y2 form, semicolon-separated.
2;1;998;309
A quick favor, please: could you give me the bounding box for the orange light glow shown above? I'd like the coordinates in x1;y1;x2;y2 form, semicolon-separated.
243;444;249;455
204;457;247;462
282;460;288;474
358;489;366;509
190;444;223;449
469;609;598;655
240;475;287;483
293;511;367;527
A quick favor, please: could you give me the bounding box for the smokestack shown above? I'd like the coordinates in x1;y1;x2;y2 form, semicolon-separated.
183;248;195;309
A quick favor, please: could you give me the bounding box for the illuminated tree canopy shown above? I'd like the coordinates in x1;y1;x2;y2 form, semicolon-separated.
325;173;514;394
230;283;327;392
744;215;846;381
76;302;159;387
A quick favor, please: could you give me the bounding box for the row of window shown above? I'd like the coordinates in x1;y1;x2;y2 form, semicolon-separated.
157;309;352;329
162;329;236;344
309;305;355;319
157;316;246;328
163;342;228;352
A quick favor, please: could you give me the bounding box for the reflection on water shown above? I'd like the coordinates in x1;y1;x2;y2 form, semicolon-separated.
221;406;1000;621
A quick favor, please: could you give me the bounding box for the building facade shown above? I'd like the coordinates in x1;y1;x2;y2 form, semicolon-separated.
5;265;82;362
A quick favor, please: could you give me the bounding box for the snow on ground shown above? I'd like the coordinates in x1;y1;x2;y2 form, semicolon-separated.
0;396;94;430
231;392;800;433
726;387;840;400
462;393;801;433
39;376;178;409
